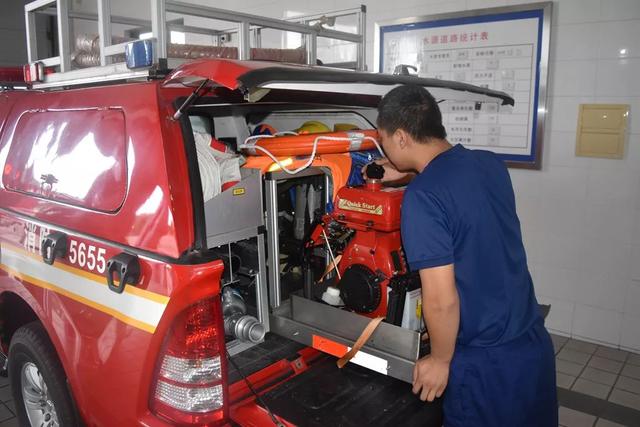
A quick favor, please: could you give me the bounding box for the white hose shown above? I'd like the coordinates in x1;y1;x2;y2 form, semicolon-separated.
238;132;385;176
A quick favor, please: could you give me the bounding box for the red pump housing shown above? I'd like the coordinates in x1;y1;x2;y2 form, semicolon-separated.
334;181;404;232
325;181;407;318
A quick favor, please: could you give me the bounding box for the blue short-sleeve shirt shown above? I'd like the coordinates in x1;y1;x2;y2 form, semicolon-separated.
401;144;540;347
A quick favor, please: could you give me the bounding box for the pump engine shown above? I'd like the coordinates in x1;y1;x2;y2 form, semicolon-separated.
307;164;422;328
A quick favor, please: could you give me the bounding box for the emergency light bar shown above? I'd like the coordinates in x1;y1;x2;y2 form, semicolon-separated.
125;39;156;69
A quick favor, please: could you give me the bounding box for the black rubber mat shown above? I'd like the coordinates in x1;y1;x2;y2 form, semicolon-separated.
260;357;443;427
227;333;307;384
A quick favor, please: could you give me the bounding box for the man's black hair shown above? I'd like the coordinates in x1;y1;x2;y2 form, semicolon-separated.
376;85;447;142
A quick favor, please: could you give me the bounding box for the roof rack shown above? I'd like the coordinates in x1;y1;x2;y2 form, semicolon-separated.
24;0;367;89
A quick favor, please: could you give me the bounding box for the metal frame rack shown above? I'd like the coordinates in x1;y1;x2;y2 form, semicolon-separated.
286;7;367;71
24;0;366;88
263;167;420;384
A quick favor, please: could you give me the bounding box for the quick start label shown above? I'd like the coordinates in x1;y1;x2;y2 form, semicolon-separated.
337;199;383;216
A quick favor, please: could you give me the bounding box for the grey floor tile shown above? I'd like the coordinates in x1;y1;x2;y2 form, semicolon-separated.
0;418;18;427
588;356;624;374
559;348;592;365
551;333;569;341
608;388;640;410
552;333;569;348
0;388;10;404
594;346;629;363
558;358;587;376
557;372;577;389
615;375;640;394
580;367;618;386
627;353;640;366
595;418;626;427
572;378;612;399
621;364;640;380
0;378;7;389
554;341;564;355
0;405;12;423
565;339;598;355
559;406;597;427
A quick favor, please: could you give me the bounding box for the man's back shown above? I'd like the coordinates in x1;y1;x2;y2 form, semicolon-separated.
377;84;556;427
401;143;541;347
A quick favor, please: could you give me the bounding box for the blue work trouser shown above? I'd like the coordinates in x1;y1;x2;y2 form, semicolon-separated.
443;320;558;427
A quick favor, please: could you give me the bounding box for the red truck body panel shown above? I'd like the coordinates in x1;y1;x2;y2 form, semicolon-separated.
0;83;193;259
0;82;232;425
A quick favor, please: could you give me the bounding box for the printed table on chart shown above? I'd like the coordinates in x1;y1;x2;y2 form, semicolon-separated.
419;44;533;149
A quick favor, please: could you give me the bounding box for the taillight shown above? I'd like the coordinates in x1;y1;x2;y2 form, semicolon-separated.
151;296;227;425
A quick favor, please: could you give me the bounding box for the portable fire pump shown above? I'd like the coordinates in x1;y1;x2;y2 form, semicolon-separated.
306;164;424;331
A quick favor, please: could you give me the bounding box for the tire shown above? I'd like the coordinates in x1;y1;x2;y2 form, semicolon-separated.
8;322;80;427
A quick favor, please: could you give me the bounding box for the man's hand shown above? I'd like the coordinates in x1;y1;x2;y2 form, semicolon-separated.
412;355;450;402
412;264;459;401
361;158;413;184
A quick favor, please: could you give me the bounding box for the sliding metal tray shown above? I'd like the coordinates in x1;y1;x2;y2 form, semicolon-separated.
270;295;420;383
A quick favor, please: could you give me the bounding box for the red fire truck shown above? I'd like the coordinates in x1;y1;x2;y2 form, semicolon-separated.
0;2;513;426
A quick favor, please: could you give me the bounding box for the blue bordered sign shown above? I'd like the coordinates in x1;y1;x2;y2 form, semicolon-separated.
375;3;552;169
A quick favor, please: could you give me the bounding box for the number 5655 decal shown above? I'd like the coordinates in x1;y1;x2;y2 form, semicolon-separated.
68;240;107;274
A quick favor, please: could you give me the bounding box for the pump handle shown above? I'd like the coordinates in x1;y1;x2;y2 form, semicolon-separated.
365;162;385;180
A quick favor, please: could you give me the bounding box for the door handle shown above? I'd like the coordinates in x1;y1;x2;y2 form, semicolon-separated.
41;231;67;265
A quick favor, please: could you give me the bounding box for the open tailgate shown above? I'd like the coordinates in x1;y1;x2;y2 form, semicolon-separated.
163;58;514;105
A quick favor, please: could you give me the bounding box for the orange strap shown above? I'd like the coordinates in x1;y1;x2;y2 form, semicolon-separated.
337;316;385;368
319;254;342;282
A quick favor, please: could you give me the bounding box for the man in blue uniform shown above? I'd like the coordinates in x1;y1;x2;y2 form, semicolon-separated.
372;85;557;426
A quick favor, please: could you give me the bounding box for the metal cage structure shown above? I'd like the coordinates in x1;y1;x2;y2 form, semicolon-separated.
24;0;367;88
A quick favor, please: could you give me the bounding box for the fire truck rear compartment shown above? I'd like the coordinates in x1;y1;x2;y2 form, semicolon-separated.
188;105;434;421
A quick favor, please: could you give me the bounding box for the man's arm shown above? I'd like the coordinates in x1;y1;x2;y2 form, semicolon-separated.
412;263;460;402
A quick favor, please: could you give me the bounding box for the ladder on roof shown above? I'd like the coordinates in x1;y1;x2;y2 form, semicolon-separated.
24;0;367;88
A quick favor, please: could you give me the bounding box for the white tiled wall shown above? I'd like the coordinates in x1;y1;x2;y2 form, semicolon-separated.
506;0;640;353
104;0;640;351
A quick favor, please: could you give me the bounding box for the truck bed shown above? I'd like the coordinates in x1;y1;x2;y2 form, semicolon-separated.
229;333;442;427
227;333;307;384
228;334;442;427
260;357;443;427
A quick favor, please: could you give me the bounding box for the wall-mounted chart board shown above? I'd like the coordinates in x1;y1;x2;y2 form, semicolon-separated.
375;3;552;168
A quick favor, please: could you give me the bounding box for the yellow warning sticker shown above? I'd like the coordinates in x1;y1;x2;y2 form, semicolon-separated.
232;188;246;196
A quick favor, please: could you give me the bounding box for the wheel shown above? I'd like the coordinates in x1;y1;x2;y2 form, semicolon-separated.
8;322;80;427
